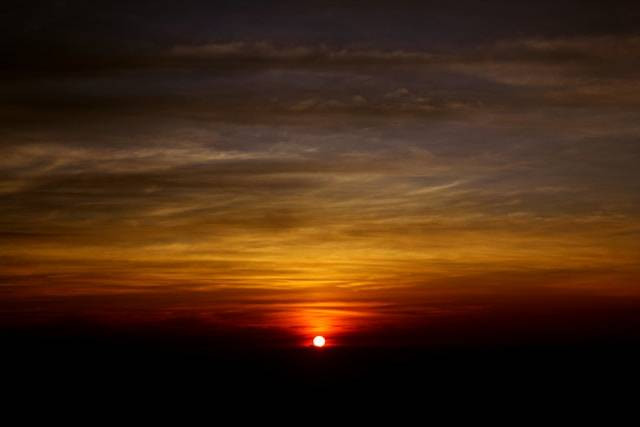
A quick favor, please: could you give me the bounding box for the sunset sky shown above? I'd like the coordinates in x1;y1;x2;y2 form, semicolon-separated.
2;1;640;348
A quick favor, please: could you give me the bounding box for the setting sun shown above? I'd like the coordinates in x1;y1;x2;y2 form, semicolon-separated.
313;336;326;348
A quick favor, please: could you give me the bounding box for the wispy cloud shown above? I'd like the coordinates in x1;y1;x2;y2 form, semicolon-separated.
2;34;639;320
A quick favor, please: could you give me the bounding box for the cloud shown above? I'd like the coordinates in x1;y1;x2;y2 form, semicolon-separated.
2;34;640;306
5;35;639;133
168;41;437;64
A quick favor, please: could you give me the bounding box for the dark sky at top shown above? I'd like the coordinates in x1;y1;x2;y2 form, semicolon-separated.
5;1;640;52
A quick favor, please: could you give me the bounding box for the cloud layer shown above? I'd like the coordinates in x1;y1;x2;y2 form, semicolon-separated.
2;32;640;343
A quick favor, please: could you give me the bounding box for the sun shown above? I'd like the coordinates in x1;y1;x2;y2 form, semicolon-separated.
312;335;326;348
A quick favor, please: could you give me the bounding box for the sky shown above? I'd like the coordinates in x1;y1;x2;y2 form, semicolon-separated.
2;1;640;348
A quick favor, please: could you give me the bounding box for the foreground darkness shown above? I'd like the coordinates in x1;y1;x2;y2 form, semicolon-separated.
5;329;640;395
4;293;640;392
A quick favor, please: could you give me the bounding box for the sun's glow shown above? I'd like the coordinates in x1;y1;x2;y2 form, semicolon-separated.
313;335;326;347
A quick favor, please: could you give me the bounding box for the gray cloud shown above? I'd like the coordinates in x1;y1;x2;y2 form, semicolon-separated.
2;34;640;300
